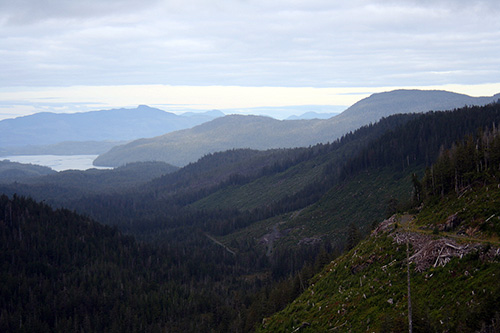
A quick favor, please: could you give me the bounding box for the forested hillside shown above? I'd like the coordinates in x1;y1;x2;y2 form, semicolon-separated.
0;160;56;183
0;162;179;204
341;103;500;177
0;195;259;332
260;123;500;332
1;102;500;331
188;103;500;249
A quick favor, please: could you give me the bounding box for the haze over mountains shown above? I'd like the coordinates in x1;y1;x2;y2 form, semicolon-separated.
94;89;500;167
1;89;499;170
286;111;340;120
0;105;224;155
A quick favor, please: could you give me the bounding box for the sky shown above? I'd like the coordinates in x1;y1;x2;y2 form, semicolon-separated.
1;0;499;120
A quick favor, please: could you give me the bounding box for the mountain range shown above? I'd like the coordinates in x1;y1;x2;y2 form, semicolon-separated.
286;111;340;120
0;105;224;154
94;89;500;167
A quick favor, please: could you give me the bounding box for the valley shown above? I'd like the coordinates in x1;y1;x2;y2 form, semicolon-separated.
0;92;499;331
3;0;500;329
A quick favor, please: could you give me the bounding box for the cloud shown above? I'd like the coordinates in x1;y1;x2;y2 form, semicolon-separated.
0;0;498;89
0;0;160;24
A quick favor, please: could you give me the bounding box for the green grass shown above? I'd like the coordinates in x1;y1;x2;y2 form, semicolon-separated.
218;214;289;250
271;167;417;249
190;155;327;211
214;166;419;258
258;182;500;332
259;232;500;332
259;234;409;332
416;183;500;242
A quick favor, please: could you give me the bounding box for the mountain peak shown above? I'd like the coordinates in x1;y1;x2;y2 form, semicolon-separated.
137;104;155;110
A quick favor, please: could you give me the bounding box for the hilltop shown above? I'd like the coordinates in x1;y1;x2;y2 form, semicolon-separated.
0;160;56;182
332;89;500;128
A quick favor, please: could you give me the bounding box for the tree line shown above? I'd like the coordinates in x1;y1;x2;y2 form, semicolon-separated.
340;103;500;179
420;124;500;199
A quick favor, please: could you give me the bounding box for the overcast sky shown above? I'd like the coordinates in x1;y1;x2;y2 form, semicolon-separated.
1;0;499;119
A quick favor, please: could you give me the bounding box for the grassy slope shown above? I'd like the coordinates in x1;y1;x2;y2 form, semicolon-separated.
190;155;326;211
415;184;500;242
189;129;405;212
218;166;418;255
258;185;500;332
279;167;418;243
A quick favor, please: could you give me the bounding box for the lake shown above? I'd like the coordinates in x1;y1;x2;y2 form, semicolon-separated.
2;155;113;172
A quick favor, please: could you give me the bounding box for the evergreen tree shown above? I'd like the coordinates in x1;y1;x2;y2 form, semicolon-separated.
346;222;361;250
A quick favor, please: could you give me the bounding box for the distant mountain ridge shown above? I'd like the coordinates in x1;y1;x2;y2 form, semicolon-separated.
94;89;500;167
94;115;326;167
0;105;224;149
333;89;500;127
286;111;340;120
